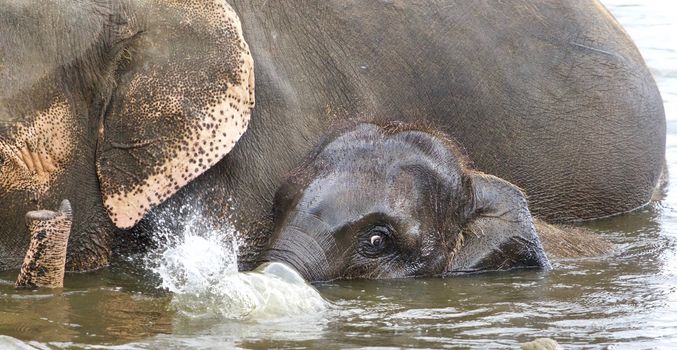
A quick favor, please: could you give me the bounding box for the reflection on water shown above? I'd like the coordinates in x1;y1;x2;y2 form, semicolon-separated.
1;1;677;349
0;266;173;346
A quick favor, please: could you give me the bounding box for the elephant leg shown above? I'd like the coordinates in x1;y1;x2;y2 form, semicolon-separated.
15;200;72;289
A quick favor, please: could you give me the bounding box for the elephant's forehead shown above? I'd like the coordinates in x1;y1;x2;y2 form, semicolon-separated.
318;125;463;186
298;166;425;224
0;1;113;100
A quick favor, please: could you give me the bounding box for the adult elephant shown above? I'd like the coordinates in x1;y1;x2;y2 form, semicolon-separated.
0;0;665;286
1;0;255;279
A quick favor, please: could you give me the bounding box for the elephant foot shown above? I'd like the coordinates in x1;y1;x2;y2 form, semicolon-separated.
15;200;72;289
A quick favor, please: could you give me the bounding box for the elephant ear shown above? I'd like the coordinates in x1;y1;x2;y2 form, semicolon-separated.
449;174;551;273
96;1;255;229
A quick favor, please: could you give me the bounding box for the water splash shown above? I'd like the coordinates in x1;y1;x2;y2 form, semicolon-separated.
144;201;327;321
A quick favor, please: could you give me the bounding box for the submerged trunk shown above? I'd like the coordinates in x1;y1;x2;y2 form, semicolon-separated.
15;200;72;289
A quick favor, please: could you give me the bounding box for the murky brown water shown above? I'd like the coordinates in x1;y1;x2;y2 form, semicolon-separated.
2;1;677;349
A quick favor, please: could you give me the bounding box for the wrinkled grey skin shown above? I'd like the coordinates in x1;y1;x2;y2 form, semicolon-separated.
0;0;665;282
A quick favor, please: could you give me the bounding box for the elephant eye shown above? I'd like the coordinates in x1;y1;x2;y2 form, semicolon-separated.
370;234;384;248
359;225;394;258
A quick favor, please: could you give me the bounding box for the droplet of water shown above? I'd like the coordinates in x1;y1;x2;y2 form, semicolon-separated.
145;201;327;321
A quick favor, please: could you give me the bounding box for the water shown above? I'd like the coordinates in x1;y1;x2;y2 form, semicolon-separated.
146;209;326;321
1;1;677;349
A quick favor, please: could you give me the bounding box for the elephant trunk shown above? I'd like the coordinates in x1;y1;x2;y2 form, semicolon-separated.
15;200;72;289
259;213;336;282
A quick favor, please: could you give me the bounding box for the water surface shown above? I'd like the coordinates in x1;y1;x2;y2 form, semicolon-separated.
2;1;677;349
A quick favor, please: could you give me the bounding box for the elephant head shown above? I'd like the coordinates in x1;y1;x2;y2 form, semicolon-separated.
260;123;550;281
0;0;254;271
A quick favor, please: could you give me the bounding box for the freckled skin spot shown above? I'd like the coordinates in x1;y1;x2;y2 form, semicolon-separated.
0;100;77;194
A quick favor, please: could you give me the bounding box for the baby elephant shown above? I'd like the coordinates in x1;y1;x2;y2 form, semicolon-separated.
260;123;551;281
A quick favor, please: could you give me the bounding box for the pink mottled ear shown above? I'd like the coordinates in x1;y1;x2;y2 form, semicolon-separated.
96;1;255;229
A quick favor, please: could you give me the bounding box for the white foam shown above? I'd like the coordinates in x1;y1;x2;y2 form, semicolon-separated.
145;204;327;321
